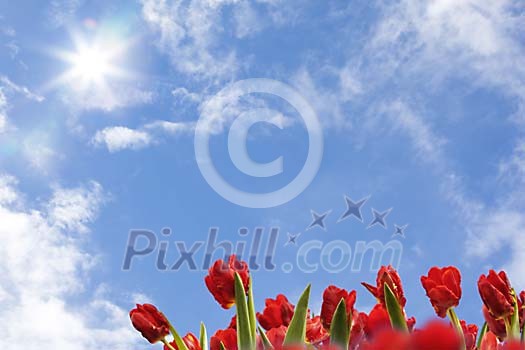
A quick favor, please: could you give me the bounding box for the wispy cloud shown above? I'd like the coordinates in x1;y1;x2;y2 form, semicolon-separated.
140;0;239;80
92;120;194;153
0;76;45;134
0;88;7;134
61;83;153;112
0;76;44;102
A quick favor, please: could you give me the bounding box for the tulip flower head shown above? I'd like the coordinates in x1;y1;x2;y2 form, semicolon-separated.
257;294;295;331
205;255;250;309
362;265;406;307
478;270;515;319
129;303;170;344
306;315;329;345
210;328;238;350
320;285;357;330
421;266;462;318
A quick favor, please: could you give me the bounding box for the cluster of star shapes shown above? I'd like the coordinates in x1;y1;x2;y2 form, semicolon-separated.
285;195;408;246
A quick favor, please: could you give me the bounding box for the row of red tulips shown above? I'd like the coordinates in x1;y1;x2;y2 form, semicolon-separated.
130;255;525;350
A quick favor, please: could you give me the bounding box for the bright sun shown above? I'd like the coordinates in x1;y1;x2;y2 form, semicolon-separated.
52;34;130;90
69;45;112;84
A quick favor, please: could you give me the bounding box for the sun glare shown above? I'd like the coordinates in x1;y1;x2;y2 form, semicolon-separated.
51;33;131;90
69;45;111;84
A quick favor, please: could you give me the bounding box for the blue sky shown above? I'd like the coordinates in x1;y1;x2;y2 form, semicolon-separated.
1;1;524;349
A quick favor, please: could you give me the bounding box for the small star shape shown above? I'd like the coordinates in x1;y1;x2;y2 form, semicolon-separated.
393;224;408;238
307;209;332;231
338;195;370;222
367;208;392;229
285;232;301;246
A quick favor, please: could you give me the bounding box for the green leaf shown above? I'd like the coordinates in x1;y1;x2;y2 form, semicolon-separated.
200;322;208;350
384;284;408;332
329;299;350;350
167;323;190;350
235;272;254;350
247;278;257;341
258;326;273;350
283;284;311;346
476;322;487;350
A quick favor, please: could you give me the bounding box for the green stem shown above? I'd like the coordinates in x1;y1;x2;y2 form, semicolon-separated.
509;290;521;340
447;308;465;350
503;315;520;341
476;322;488;350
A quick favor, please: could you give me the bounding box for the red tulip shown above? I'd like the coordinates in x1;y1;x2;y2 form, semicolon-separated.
411;321;462;350
210;328;238;350
460;320;478;350
266;325;287;350
129;304;170;344
420;266;462;317
257;294;295;330
228;315;237;330
205;255;250;309
320;285;357;330
360;329;410;350
349;311;368;350
164;333;202;350
479;331;498;350
364;304;391;338
306;316;329;345
478;270;515;319
362;265;406;307
483;305;507;339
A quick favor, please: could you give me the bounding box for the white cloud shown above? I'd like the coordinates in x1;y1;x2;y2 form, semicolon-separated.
92;118;195;153
62;84;153;112
0;176;145;350
144;120;195;135
172;87;201;105
0;76;45;102
364;0;525;103
233;2;262;39
0;88;7;134
377;100;447;163
0;76;45;135
47;181;106;234
141;0;240;79
92;126;153;153
47;0;81;28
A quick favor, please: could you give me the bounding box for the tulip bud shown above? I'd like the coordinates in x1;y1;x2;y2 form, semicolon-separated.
478;270;515;319
130;304;170;344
